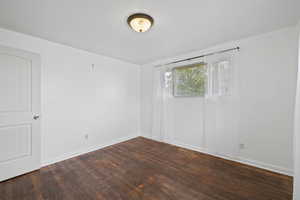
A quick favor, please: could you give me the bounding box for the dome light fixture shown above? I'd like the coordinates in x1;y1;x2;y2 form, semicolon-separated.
127;13;154;33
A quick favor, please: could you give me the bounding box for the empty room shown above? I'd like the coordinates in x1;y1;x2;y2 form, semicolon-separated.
0;0;300;199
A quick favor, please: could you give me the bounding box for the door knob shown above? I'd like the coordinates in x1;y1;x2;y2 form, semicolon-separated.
33;115;40;120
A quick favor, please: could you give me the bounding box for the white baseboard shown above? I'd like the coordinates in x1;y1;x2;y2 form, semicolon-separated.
42;134;139;167
164;139;293;177
141;135;154;140
236;157;293;177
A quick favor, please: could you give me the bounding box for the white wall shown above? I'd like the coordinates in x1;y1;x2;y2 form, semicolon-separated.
0;28;140;165
294;21;300;200
141;26;298;175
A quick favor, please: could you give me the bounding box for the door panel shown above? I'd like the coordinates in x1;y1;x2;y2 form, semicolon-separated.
0;124;31;162
0;54;31;112
0;45;40;182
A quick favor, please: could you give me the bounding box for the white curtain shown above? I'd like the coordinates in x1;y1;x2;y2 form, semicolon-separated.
151;67;173;141
151;51;239;159
151;68;164;140
204;52;240;158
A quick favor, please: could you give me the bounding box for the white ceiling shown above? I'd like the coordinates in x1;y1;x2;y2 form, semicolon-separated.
0;0;299;64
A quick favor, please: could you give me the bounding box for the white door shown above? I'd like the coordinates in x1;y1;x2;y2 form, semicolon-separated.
0;45;41;182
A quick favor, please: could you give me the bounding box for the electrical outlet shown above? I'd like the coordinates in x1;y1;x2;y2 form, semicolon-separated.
239;143;245;149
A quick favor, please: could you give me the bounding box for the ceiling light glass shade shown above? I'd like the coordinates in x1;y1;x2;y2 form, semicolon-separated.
127;13;154;32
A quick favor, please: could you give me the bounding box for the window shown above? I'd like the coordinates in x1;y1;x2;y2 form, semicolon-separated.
173;62;207;97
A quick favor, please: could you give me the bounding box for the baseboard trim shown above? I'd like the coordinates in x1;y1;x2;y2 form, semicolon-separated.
42;134;139;167
236;157;293;177
165;139;293;177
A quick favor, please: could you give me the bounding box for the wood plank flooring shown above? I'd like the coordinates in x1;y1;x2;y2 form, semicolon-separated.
0;137;293;200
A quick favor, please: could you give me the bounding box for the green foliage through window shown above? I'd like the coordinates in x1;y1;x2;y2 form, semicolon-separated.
173;63;207;97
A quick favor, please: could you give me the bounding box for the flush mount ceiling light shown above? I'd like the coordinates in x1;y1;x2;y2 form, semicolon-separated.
127;13;154;33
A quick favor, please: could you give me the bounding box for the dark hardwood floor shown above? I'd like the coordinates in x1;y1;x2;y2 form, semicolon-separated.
0;137;293;200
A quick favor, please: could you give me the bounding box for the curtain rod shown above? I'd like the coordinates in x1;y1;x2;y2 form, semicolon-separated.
155;46;240;68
